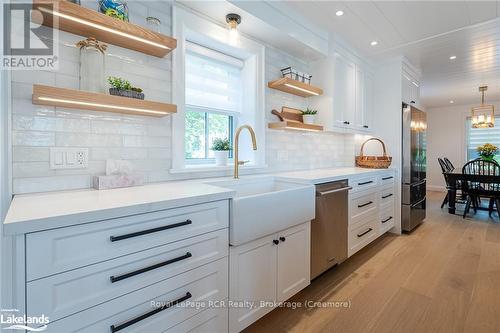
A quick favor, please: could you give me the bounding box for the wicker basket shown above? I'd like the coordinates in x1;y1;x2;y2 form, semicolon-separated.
356;138;392;169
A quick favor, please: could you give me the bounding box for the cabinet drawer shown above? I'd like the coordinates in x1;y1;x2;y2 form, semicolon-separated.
163;306;228;333
350;191;378;221
27;229;228;322
26;200;229;281
350;176;378;192
379;173;395;186
44;258;228;333
379;205;395;235
348;218;378;257
380;185;395;207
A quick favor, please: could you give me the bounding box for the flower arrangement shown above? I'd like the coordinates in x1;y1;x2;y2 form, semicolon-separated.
301;108;318;125
477;143;498;161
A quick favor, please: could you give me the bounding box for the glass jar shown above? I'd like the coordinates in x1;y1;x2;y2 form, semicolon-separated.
146;17;161;33
76;37;107;93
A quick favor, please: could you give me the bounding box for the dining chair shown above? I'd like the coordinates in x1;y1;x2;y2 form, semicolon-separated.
443;157;455;171
438;158;454;208
462;159;500;218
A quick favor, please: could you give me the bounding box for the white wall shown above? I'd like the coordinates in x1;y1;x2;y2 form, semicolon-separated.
9;1;354;194
427;101;500;191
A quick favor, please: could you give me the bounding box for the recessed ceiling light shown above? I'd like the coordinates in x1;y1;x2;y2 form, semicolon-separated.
450;100;454;104
370;41;378;46
336;10;344;16
449;55;457;60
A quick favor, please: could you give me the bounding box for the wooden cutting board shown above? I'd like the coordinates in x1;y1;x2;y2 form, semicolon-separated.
271;106;303;123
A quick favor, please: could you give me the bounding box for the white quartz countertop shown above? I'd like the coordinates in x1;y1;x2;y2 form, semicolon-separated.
3;181;235;235
3;167;394;235
276;167;395;184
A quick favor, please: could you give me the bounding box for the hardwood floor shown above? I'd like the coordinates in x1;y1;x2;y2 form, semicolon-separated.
244;191;500;333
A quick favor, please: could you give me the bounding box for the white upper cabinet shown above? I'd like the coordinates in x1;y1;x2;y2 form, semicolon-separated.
310;52;374;133
402;67;421;108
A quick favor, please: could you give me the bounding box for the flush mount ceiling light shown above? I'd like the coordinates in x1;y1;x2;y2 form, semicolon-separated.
226;13;241;30
336;10;344;16
449;55;457;60
370;41;378;46
471;85;495;128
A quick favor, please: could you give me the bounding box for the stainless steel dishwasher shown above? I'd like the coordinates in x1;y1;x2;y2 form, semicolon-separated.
310;179;351;279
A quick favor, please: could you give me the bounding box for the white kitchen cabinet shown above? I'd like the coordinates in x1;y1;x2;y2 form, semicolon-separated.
310;52;373;133
229;222;311;333
402;68;421;108
276;223;310;303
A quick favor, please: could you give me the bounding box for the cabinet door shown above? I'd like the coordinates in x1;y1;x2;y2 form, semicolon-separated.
363;72;374;131
334;55;356;128
276;222;310;303
229;234;278;333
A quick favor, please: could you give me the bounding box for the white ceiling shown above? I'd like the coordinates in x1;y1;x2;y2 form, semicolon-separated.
283;1;500;108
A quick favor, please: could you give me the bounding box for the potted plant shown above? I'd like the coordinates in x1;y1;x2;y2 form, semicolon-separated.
477;143;498;162
107;76;144;100
302;108;318;125
211;138;231;166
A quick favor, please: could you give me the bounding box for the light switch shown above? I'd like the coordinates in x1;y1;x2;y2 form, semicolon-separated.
50;148;88;169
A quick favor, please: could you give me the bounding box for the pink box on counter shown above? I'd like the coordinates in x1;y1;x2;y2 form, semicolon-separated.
93;174;144;190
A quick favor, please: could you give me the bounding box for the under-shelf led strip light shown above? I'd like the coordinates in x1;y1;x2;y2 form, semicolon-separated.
283;83;319;96
37;7;170;50
37;97;169;115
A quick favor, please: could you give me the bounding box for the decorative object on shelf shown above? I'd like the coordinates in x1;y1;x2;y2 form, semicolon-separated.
93;159;144;190
301;108;317;125
477;143;498;162
32;85;176;117
471;85;495;128
268;77;323;97
211;138;231;166
107;76;144;100
146;16;161;33
77;37;107;93
280;67;312;84
226;13;241;45
32;0;176;58
98;0;129;21
356;137;392;169
270;106;323;132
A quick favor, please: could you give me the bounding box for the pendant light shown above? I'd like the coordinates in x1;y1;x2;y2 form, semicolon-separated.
471;85;495;128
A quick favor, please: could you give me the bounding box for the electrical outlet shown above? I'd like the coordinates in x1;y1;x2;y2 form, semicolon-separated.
50;148;89;169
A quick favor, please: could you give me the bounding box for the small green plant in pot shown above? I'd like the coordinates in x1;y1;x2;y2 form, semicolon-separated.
211;138;231;166
477;143;498;162
302;108;318;125
108;76;144;100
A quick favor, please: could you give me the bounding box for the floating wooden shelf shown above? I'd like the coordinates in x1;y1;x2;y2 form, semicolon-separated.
32;0;177;57
268;121;323;132
32;85;176;117
268;77;323;97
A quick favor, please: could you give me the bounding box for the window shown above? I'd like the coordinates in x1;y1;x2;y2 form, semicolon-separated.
466;116;500;161
184;42;243;164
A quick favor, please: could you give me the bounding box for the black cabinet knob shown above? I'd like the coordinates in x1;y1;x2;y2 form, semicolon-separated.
363;125;369;128
273;239;279;245
279;237;286;242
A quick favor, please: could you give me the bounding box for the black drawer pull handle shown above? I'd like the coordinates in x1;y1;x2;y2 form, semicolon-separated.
110;292;192;333
358;181;373;186
110;252;192;283
363;125;369;128
382;216;393;224
110;220;192;242
382;176;393;180
382;193;393;199
358;201;373;208
357;228;373;238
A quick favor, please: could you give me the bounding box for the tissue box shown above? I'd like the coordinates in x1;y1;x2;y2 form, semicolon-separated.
93;174;144;190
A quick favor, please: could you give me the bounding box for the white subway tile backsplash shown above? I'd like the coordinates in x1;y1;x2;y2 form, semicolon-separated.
11;3;353;194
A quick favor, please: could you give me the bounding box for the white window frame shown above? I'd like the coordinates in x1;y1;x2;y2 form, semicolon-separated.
171;6;266;173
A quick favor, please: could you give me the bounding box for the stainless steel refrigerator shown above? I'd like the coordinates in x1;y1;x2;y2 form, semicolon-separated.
402;103;427;232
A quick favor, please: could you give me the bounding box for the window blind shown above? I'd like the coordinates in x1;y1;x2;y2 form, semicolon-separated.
466;116;500;159
185;42;243;114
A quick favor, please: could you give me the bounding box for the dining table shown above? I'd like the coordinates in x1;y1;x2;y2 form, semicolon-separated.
444;170;500;214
